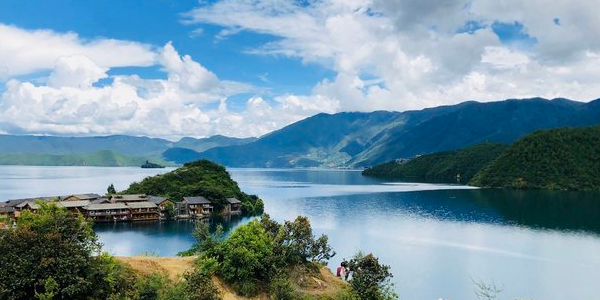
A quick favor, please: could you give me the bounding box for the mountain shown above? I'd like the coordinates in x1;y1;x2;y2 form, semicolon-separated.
362;143;508;183
190;98;600;168
0;135;172;156
0;150;173;167
0;134;255;166
172;135;257;152
470;126;600;191
191;111;402;167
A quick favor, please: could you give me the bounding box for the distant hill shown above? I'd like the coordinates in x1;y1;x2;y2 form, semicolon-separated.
172;135;257;152
362;143;508;183
0;150;173;167
0;134;255;166
470;126;600;191
0;135;172;156
191;98;600;168
122;159;264;215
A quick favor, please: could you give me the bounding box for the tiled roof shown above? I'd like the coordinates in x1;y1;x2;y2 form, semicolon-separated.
65;194;101;200
183;196;211;204
148;196;169;205
58;200;90;208
112;194;148;202
127;201;158;209
84;203;129;210
227;198;241;204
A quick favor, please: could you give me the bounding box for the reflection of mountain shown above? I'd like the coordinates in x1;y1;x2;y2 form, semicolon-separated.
292;189;600;235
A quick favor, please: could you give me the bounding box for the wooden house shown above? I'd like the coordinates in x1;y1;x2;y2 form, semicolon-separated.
182;196;213;218
149;196;173;220
127;202;159;221
223;198;242;215
84;203;131;223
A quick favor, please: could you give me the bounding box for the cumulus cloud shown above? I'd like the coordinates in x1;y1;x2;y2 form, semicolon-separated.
185;0;600;112
0;24;156;77
0;41;327;138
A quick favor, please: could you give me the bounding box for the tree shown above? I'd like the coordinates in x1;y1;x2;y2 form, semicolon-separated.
107;183;117;195
348;252;397;300
0;202;101;300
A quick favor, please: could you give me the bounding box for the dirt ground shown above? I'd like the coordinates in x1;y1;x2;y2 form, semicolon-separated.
117;256;348;299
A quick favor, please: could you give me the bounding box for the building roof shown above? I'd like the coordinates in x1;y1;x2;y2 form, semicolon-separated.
91;198;111;204
3;196;60;207
127;201;158;209
16;201;40;209
148;196;169;205
84;203;129;210
64;193;101;200
183;196;211;204
0;206;15;213
227;198;242;204
111;194;148;202
57;200;90;208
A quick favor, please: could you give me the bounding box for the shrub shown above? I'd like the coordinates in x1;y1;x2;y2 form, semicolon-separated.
348;252;397;300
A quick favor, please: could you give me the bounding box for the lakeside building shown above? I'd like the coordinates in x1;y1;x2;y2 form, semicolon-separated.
84;203;130;223
127;201;159;221
149;196;174;219
0;193;243;224
181;196;213;219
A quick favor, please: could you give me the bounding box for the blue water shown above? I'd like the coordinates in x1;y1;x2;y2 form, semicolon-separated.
2;166;600;300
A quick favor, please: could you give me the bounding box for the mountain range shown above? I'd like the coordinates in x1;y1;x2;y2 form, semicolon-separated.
183;97;600;167
0;97;599;167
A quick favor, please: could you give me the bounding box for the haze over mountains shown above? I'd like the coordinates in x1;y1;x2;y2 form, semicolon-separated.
1;98;599;167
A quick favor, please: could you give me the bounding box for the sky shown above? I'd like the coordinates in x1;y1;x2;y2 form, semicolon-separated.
1;0;599;140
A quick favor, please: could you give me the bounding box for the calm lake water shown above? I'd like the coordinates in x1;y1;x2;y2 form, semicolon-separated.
2;166;600;300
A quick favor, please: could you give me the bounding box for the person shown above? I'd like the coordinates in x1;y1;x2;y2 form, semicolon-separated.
336;263;344;278
344;265;350;281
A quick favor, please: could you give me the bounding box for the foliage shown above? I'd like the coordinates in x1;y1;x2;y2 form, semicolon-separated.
471;126;600;191
363;143;508;183
348;252;397;300
107;183;117;195
0;202;140;300
123;159;264;216
185;215;336;297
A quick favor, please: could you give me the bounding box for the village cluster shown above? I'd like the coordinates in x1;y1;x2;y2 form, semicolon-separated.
0;193;242;226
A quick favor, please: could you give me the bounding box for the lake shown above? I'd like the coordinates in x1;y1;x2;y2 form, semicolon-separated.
2;166;600;300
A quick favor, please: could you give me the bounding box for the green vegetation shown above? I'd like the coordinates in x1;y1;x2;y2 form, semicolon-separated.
0;203;396;300
471;126;600;191
365;125;600;191
123;159;264;215
183;214;395;299
0;202;223;300
363;143;508;183
0;150;174;167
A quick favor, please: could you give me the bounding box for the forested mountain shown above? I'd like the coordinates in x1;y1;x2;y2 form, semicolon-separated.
1;97;599;167
190;98;600;168
470;126;600;191
362;143;508;183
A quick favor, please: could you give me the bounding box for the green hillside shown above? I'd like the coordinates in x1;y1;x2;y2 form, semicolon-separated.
122;159;264;215
0;150;172;167
470;126;600;191
362;143;508;183
194;98;600;168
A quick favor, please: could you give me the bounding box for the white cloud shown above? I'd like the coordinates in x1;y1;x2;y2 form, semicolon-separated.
0;42;319;139
186;0;600;113
0;24;156;77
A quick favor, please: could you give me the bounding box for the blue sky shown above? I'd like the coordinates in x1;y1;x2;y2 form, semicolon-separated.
0;0;598;138
0;0;333;96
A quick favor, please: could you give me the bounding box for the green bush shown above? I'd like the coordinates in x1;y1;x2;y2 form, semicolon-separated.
348;252;397;300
